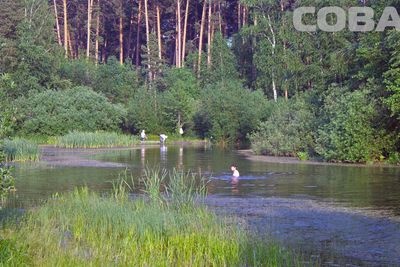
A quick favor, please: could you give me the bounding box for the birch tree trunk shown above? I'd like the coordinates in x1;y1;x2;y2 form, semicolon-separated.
53;0;62;46
266;14;277;102
156;4;162;60
119;14;123;64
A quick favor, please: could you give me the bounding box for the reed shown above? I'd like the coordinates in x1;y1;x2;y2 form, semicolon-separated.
55;131;139;148
1;138;40;162
0;170;303;266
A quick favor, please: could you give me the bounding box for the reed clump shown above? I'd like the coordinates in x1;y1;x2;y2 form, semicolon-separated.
0;170;302;266
1;138;40;162
55;131;138;148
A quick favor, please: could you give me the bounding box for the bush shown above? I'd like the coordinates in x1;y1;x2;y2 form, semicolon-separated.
315;87;391;163
14;86;126;137
1;138;39;162
0;164;15;203
92;57;140;104
195;80;267;144
387;152;400;165
249;95;315;156
126;87;164;134
159;68;199;133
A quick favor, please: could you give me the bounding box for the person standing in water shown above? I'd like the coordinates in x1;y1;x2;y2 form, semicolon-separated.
230;164;240;177
140;130;147;142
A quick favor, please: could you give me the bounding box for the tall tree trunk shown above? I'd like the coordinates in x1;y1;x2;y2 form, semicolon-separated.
156;4;162;60
95;0;100;65
242;5;246;27
67;27;73;58
218;2;222;33
238;3;241;30
135;0;142;67
86;0;93;59
119;14;123;64
176;0;182;68
206;1;212;67
63;0;68;57
53;0;62;46
197;0;207;77
181;0;189;66
144;0;151;80
266;14;277;102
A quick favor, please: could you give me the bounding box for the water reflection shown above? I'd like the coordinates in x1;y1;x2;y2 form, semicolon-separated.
178;146;183;170
160;145;168;167
231;176;239;194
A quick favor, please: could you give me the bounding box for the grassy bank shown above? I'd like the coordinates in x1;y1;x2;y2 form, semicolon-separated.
0;170;301;266
1;138;40;162
55;131;139;148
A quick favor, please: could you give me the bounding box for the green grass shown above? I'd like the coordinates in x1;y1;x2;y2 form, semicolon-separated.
145;134;206;143
55;131;139;148
1;138;40;162
0;170;302;266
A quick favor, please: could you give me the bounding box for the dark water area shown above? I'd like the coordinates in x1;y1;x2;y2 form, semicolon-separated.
6;145;400;265
10;145;400;216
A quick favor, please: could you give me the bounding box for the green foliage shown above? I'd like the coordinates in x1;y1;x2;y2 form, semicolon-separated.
14;86;126;137
387;152;400;165
126;87;163;134
315;87;391;163
0;149;15;202
160;68;199;133
296;152;310;161
384;31;400;121
92;57;140;104
0;176;300;266
55;131;138;148
201;32;239;86
250;95;315;156
195;80;267;144
1;138;40;162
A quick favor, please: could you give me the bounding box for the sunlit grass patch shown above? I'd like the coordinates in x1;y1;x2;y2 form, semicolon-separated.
55;131;139;148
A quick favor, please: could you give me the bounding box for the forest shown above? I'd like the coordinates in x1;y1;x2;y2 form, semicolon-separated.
0;0;400;163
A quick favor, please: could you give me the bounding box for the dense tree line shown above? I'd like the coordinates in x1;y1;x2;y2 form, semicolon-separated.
0;0;399;163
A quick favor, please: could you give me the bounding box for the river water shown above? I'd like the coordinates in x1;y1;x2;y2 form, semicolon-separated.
8;145;400;265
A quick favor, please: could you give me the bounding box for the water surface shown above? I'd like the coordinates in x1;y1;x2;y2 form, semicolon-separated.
11;145;400;216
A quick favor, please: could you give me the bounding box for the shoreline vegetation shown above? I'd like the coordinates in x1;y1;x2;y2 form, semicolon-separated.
0;170;303;266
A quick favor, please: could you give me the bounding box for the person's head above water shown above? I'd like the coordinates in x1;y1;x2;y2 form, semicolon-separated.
230;164;240;177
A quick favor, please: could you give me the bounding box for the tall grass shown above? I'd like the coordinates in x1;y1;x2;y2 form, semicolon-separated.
1;138;40;162
55;131;139;148
0;170;302;266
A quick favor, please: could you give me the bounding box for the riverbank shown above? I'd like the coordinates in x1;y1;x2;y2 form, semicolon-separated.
237;150;400;167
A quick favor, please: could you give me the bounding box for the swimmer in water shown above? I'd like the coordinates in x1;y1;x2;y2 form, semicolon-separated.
230;164;240;177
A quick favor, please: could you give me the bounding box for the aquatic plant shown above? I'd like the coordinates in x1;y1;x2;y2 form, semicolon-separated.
0;170;302;266
55;131;139;148
1;138;40;162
